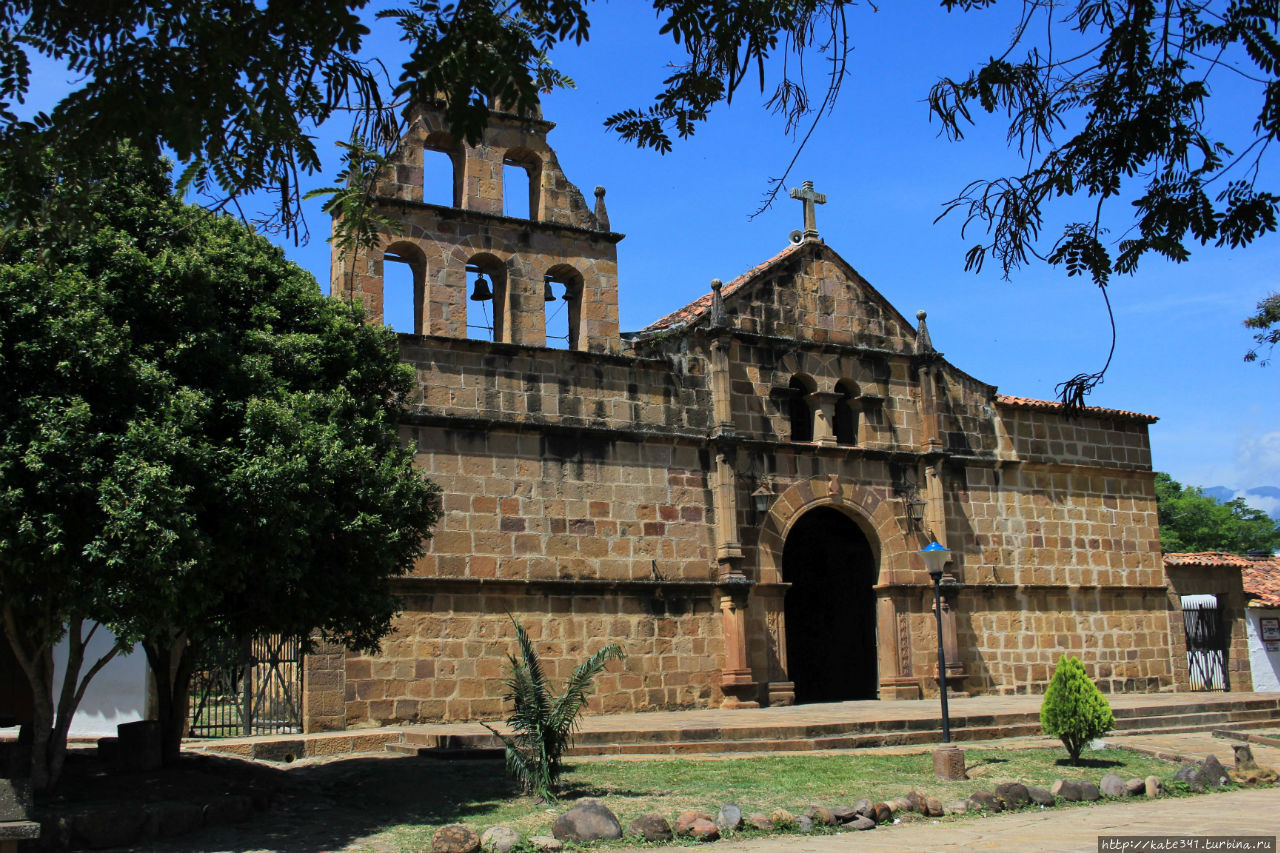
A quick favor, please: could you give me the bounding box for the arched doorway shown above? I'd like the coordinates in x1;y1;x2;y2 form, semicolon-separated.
782;506;878;703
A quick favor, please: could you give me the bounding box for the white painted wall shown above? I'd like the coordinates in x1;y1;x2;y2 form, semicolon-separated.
52;628;148;737
1245;607;1280;692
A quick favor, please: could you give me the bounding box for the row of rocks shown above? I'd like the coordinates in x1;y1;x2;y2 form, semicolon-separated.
431;753;1271;853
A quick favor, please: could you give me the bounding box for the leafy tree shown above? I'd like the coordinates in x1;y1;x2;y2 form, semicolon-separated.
929;0;1280;390
1154;472;1280;554
3;2;1277;371
1040;655;1115;765
0;144;440;790
482;617;623;801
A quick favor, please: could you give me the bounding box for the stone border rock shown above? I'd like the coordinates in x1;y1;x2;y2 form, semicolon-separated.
429;753;1272;853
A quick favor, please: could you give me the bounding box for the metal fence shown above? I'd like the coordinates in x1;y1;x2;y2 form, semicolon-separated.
187;634;303;737
1181;604;1228;692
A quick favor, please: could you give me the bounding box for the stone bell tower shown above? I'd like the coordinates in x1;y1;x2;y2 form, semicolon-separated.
331;100;624;353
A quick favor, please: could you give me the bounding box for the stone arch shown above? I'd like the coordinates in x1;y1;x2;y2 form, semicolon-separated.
787;374;815;442
502;146;543;220
463;251;509;342
423;130;463;207
382;240;426;334
757;476;911;585
543;262;583;350
834;378;859;445
754;476;916;702
772;351;841;394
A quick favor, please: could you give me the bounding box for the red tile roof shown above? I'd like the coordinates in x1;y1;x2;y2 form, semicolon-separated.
1243;558;1280;607
1163;552;1280;606
641;242;807;332
1163;551;1256;568
994;394;1158;424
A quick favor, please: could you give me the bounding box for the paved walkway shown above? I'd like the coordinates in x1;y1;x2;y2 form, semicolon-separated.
608;787;1279;853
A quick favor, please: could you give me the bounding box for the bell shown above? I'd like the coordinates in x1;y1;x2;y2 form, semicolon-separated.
543;279;556;302
470;273;492;302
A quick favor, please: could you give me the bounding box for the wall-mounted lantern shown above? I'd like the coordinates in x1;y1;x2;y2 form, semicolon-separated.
751;479;776;515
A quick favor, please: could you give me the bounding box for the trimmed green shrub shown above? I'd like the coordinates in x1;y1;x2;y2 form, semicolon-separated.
1040;655;1115;765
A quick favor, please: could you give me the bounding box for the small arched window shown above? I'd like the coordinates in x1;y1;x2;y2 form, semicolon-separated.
382;242;425;334
834;380;859;445
543;264;583;350
789;375;815;442
465;253;507;342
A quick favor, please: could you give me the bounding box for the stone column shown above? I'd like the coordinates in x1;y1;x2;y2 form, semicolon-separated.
877;594;922;699
709;331;734;433
718;579;758;708
707;326;757;707
302;642;348;732
760;590;794;706
463;144;503;215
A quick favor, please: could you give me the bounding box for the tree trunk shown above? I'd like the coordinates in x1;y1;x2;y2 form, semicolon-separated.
144;634;193;765
0;609;124;792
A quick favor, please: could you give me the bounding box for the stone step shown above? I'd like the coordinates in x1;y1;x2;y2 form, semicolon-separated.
378;695;1280;761
385;743;505;760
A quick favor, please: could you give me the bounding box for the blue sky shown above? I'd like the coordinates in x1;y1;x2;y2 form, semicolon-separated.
28;2;1280;508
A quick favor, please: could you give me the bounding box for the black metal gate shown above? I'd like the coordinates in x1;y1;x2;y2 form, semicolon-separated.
1182;603;1228;692
188;635;303;737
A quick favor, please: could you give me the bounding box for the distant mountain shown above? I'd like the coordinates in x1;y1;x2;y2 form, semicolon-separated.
1204;485;1280;521
1203;486;1235;503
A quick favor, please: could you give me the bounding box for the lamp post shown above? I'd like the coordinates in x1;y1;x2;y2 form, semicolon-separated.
919;540;966;780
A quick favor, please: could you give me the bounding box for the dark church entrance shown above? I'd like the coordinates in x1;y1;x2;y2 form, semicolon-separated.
782;507;878;703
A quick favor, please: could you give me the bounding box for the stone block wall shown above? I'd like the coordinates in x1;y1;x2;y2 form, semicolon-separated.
337;589;722;725
956;587;1173;694
948;462;1163;588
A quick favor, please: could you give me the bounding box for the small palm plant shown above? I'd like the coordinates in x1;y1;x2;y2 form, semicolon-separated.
483;617;624;801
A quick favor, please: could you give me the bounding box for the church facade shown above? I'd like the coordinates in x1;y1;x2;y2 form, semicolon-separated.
302;103;1173;731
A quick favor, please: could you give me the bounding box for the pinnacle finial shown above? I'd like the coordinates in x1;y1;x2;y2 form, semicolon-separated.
593;185;610;231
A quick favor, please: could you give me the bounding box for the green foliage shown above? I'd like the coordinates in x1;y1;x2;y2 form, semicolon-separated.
1245;291;1280;363
0;143;440;787
1154;472;1280;554
1040;655;1116;765
483;617;623;802
930;1;1280;364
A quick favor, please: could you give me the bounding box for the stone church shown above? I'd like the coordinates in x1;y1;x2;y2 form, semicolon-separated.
301;102;1172;731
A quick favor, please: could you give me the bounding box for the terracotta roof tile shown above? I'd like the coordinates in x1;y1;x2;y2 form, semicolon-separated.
994;394;1158;424
1243;558;1280;607
641;242;806;333
1163;552;1280;606
1163;551;1256;568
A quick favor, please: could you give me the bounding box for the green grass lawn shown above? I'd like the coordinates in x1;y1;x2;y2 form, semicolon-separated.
337;745;1189;851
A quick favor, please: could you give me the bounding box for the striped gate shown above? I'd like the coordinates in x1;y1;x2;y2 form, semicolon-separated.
1181;595;1227;692
188;634;303;737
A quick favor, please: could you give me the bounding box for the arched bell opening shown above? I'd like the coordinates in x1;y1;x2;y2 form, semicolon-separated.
423;131;463;207
502;147;542;220
781;506;878;703
465;253;508;342
382;241;426;335
543;263;583;350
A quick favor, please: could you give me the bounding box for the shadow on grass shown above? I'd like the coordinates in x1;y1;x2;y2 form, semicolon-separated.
1054;757;1123;769
122;753;540;852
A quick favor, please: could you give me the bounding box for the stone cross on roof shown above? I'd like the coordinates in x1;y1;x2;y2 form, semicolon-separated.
789;180;826;241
